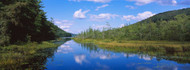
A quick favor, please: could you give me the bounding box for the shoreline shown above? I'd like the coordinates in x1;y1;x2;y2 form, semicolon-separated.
73;38;190;48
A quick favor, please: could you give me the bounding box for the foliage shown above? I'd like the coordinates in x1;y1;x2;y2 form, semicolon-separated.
0;0;71;46
0;41;58;69
76;8;190;41
75;39;190;64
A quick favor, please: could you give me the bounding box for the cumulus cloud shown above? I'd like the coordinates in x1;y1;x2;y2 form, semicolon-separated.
73;9;90;19
95;4;109;11
90;13;119;21
69;0;111;3
125;5;135;9
123;11;155;21
54;20;73;32
126;0;177;5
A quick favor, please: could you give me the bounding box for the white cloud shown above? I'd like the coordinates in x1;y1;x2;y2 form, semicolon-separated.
54;20;73;32
90;13;119;21
120;24;125;28
158;0;177;5
126;0;154;5
73;9;90;19
123;11;155;21
92;24;109;29
123;15;136;21
69;0;111;3
125;5;135;9
96;4;109;11
126;0;177;5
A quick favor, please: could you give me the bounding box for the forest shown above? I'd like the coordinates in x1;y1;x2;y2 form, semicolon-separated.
76;8;190;41
0;0;71;46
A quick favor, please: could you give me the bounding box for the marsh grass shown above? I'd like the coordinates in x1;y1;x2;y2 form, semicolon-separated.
0;41;58;69
73;38;190;63
73;38;190;48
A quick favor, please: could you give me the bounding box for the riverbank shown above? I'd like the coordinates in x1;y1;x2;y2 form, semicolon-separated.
73;38;190;63
0;41;59;69
73;38;190;48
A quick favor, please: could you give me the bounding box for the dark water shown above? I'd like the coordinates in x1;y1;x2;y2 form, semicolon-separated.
45;40;190;70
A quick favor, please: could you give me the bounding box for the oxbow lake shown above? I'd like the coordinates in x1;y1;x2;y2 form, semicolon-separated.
44;39;190;70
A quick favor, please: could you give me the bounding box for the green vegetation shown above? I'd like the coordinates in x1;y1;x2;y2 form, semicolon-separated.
73;38;190;48
76;39;190;64
0;38;71;69
74;8;190;64
0;0;71;46
75;8;190;41
0;42;58;69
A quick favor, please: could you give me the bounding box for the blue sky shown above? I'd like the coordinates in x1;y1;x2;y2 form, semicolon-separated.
42;0;190;34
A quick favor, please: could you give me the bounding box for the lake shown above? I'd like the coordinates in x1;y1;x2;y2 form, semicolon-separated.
44;39;190;70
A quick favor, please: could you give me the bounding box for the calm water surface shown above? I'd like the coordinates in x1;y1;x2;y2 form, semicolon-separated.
45;40;190;70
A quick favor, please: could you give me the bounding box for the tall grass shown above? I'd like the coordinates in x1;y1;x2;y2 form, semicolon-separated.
73;38;190;48
0;41;58;69
75;38;190;63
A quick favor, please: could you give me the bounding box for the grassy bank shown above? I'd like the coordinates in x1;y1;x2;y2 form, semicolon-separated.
74;38;190;63
0;41;59;69
73;38;190;48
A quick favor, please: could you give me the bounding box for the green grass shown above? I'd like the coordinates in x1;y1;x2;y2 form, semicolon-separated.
73;38;190;48
74;38;190;63
0;41;59;69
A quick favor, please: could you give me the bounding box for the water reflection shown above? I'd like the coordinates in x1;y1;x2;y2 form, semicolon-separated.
44;40;190;70
78;42;190;70
84;43;190;64
57;45;73;54
74;54;88;64
136;66;152;70
90;52;119;60
96;62;110;70
0;38;71;70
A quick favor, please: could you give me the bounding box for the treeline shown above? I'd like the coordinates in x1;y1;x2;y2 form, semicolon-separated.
76;8;190;41
0;0;71;46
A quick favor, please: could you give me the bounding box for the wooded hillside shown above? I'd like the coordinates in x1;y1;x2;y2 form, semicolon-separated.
0;0;71;46
76;8;190;41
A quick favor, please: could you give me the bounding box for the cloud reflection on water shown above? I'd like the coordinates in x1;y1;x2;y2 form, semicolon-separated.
74;54;88;64
57;44;73;54
90;52;119;60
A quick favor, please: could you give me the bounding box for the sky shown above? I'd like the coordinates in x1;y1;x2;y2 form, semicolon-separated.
42;0;190;34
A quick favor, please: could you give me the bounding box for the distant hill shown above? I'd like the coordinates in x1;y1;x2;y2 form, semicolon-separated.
140;8;190;23
76;8;190;41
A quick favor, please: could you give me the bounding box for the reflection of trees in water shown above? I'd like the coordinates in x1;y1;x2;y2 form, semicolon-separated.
80;43;101;53
80;43;119;60
0;38;71;70
79;42;190;64
114;46;190;64
20;47;58;70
